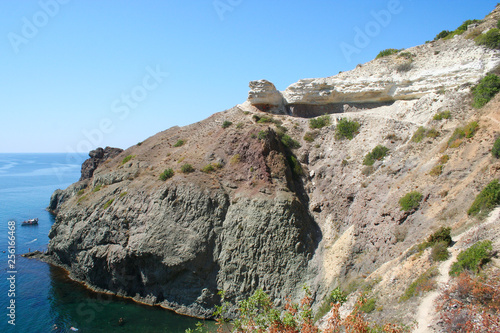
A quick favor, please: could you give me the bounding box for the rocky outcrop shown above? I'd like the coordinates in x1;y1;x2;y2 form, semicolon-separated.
247;80;287;114
48;180;88;213
247;33;500;117
48;147;123;213
45;127;320;318
80;147;123;181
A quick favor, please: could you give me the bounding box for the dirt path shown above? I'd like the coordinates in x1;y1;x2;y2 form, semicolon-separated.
413;208;500;333
412;241;461;333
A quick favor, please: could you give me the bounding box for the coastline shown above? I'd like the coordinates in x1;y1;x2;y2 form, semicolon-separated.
23;251;215;321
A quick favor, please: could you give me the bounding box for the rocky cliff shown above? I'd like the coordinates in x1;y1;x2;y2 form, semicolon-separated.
45;7;500;326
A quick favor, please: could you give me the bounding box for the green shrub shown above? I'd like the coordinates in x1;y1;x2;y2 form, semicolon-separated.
475;28;500;49
398;52;414;60
103;198;114;209
411;127;427;143
431;241;451;262
442;19;482;40
433;110;451;120
426;128;440;139
180;164;194;173
212;162;223;169
427;227;452;246
287;155;303;177
450;240;493;276
257;130;268;140
174;139;185;147
376;48;401;59
472;74;500;108
456;19;481;32
429;165;443;177
434;30;451;40
411;127;439;143
137;141;143;146
77;189;85;196
119;192;127;198
492;137;500;158
447;122;477;147
77;195;88;203
467;179;500;217
439;155;450;164
159;168;174;180
201;164;215;173
399;191;423;211
275;124;288;136
257;116;274;124
93;185;102;193
202;163;222;173
230;154;241;164
309;115;331;129
121;155;136;165
280;134;301;149
400;267;438;301
360;298;376;313
222;121;233;129
447;127;466;147
363;145;389;166
464;121;479;138
303;131;318;142
236;122;244;129
335;118;360;140
314;287;347;321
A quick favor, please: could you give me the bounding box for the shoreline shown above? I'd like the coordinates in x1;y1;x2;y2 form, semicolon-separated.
23;251;215;321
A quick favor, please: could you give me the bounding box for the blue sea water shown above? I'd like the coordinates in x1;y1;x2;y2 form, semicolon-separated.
0;154;208;333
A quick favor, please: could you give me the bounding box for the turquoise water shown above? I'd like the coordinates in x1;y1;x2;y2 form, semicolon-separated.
0;153;209;333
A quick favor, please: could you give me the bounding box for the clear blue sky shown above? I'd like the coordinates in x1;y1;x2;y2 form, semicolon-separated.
0;0;497;153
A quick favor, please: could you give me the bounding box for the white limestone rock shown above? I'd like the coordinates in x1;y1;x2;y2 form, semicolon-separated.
249;34;500;108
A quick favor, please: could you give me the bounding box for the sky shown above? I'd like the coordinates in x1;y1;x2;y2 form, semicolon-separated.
0;0;498;153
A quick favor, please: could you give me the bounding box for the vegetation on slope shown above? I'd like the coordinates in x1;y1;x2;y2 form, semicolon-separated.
472;74;500;108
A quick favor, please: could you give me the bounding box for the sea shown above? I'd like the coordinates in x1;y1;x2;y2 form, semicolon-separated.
0;153;210;333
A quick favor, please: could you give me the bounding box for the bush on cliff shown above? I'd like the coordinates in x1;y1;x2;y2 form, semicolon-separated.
309;115;330;129
159;168;174;180
121;155;135;165
363;145;389;166
186;287;412;333
280;134;301;149
467;179;500;217
399;191;423;211
174;139;185;147
434;30;450;40
475;28;500;49
450;240;493;276
492;137;500;158
472;74;500;108
375;48;401;59
335;118;360;140
180;164;194;173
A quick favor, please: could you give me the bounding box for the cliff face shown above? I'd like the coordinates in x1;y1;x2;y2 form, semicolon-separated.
46;8;500;323
47;126;320;317
247;31;500;117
